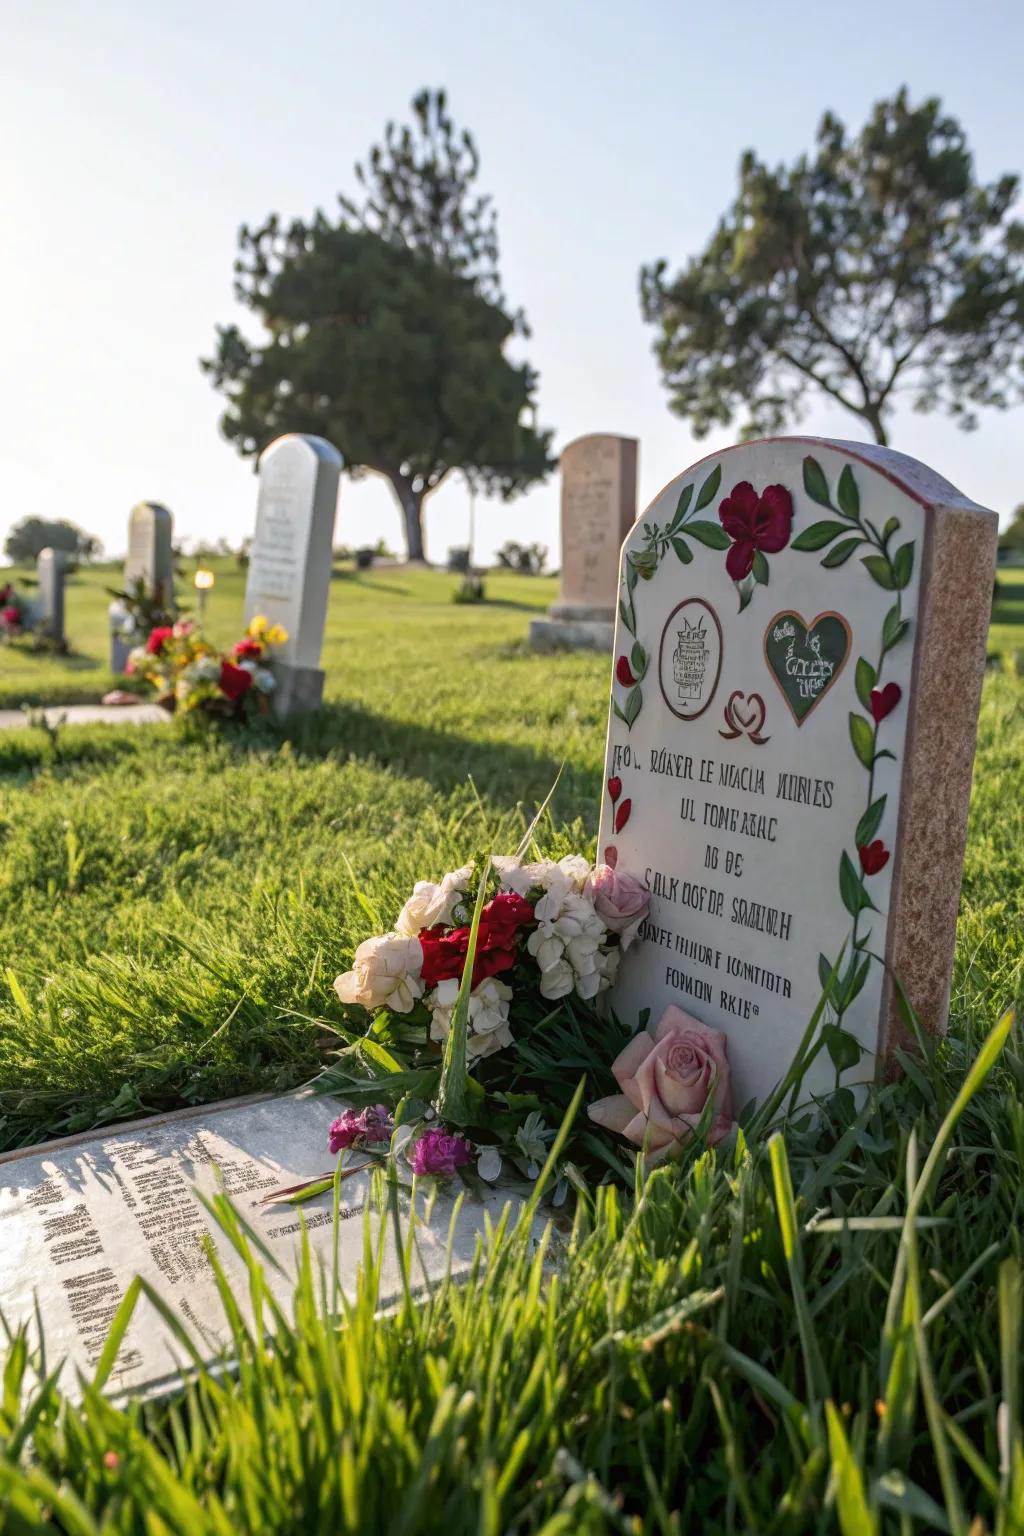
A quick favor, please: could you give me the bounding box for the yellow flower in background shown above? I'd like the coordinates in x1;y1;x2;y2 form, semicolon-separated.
266;624;288;647
248;614;268;638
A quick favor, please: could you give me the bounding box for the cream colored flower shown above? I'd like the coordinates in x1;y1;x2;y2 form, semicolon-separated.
395;865;474;936
428;976;515;1060
334;934;424;1013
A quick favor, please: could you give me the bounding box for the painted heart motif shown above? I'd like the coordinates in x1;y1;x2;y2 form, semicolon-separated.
607;775;622;804
764;610;851;724
614;798;632;834
604;845;618;869
731;693;763;732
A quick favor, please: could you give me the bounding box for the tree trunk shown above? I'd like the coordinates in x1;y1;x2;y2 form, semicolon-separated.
388;478;427;562
863;407;889;446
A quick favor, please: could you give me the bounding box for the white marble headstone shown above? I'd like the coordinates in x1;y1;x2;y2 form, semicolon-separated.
244;435;342;669
124;502;174;601
36;546;66;643
601;437;996;1109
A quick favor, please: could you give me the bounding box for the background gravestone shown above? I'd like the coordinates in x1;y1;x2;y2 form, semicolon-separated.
109;502;175;672
600;437;997;1109
530;434;638;651
36;546;66;647
244;434;343;717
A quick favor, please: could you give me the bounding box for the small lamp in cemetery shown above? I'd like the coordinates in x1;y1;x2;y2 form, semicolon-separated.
194;567;215;628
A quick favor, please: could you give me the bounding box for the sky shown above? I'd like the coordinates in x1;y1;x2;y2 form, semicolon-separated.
2;0;1022;567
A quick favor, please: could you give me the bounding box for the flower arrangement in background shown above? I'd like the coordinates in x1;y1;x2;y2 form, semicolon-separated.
127;614;287;720
0;582;33;642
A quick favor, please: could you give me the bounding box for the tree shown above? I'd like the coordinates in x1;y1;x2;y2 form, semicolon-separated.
203;91;553;560
640;89;1024;446
4;517;101;565
999;504;1024;555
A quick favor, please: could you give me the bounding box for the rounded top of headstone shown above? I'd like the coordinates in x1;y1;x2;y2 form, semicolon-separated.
129;501;172;520
258;433;343;471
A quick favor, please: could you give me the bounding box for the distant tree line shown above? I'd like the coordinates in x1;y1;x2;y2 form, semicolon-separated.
4;517;102;566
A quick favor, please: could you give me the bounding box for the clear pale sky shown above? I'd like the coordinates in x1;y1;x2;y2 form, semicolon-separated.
3;0;1022;565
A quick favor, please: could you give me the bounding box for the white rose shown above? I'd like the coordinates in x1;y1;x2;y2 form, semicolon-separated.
334;934;424;1013
396;864;474;936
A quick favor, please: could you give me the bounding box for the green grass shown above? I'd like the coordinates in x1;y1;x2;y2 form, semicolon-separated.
1;564;1023;1531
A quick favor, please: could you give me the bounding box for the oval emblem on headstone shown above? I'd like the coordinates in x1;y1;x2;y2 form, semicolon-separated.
658;597;723;721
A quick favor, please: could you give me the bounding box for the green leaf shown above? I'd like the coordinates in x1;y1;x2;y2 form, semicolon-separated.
685;519;730;550
624;685;642;727
855;795;887;848
823;1023;862;1073
436;871;490;1125
618;597;635;636
626;556;639;594
882;603;909;651
881;516;900;544
671;536;693;565
670;482;694;529
822;536;863;568
792;519;851;552
630;641;648;679
612;701;627;725
694;463;722;511
849;712;875;769
892;541;914;590
855;657;877;710
842;955;872;1009
826;1401;877;1536
836;464;860;520
737;580;753;612
802;456;832;507
862;554;896;590
839;851;870;918
818;953;834;996
751;549;769;585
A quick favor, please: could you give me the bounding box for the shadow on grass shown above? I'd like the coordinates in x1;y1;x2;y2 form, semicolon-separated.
330;570;413;596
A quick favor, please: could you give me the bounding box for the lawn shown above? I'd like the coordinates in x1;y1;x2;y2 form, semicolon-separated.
1;561;1022;1532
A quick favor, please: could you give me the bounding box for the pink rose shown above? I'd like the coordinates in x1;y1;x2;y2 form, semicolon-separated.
588;1005;733;1160
584;864;650;942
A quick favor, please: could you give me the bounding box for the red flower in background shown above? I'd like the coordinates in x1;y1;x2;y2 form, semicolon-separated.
145;626;174;655
2;605;20;627
219;659;254;702
858;840;890;876
419;892;535;989
233;637;264;661
718;482;793;580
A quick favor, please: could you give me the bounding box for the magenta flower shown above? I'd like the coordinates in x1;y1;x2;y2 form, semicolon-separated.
409;1128;474;1177
328;1104;393;1155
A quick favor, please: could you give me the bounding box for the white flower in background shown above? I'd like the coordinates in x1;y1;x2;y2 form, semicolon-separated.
253;667;276;693
193;655;221;682
396;864;475;936
239;659;258;675
334;934;424;1013
428;975;514;1060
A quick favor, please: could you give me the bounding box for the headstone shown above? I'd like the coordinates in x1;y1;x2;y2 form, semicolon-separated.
600;438;997;1108
0;1091;544;1403
36;547;66;646
109;502;175;672
530;434;638;651
244;434;343;717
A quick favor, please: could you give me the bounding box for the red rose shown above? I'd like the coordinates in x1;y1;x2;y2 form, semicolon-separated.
2;605;20;626
419;893;535;988
145;626;174;655
616;656;636;687
858;840;890;876
233;637;263;660
219;659;254;701
718;482;793;581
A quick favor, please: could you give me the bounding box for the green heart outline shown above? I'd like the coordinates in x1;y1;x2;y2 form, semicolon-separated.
763;609;852;725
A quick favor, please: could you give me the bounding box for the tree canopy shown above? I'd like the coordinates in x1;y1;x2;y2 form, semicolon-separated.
4;517;101;565
203;90;552;560
999;504;1024;554
640;89;1024;445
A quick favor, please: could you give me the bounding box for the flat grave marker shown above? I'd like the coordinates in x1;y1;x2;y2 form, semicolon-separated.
600;437;997;1108
531;433;638;651
0;1092;541;1402
244;433;342;716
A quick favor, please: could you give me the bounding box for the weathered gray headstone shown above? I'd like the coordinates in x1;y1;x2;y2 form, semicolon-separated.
600;437;997;1109
244;435;343;717
109;502;175;672
36;547;66;647
0;1092;543;1403
530;434;638;651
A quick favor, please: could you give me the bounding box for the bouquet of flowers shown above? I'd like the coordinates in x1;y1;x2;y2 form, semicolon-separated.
128;614;287;720
295;845;736;1199
0;582;33;642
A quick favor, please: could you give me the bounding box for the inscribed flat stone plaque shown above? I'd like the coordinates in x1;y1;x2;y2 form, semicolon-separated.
600;437;997;1109
0;1092;541;1402
244;434;342;669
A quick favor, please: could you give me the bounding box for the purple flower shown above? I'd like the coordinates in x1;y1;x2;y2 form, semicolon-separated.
328;1104;393;1155
409;1128;474;1178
